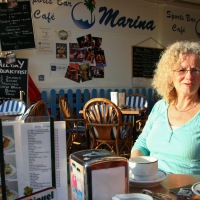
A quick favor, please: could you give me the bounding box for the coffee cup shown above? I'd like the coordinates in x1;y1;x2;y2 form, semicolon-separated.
129;156;158;181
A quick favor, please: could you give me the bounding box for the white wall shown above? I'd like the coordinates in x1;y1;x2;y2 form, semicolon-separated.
9;0;200;91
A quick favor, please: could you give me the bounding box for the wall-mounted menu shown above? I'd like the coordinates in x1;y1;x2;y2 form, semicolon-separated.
0;57;28;104
132;46;164;78
0;1;35;51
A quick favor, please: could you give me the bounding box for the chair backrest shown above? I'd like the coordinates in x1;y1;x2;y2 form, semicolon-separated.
126;94;148;109
0;99;26;114
83;98;122;140
59;96;74;129
21;100;48;121
124;94;148;124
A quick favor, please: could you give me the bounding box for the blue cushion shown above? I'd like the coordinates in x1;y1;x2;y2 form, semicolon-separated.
125;96;147;108
0;100;26;114
123;95;148;123
71;126;85;133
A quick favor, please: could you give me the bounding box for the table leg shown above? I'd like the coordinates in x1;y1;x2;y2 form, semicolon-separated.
86;125;90;149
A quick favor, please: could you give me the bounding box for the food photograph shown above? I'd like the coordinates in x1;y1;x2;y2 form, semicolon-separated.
2;125;15;153
0;181;18;200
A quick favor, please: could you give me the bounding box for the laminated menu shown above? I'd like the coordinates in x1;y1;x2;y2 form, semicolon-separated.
0;119;68;200
110;92;126;107
110;92;119;106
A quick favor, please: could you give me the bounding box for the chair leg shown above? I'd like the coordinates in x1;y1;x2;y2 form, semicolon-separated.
66;132;74;157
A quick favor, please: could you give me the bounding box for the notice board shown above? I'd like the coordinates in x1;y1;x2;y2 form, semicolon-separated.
132;46;164;78
0;58;28;104
0;1;35;51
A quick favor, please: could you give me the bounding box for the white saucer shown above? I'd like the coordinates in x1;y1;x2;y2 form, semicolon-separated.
112;193;153;200
129;170;167;187
5;164;17;179
191;182;200;196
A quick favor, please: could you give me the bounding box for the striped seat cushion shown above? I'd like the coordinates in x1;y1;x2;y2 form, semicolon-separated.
123;95;148;124
126;96;148;108
0;100;26;114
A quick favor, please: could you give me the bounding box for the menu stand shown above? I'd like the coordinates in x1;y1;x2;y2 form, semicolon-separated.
0;116;67;199
0;119;7;200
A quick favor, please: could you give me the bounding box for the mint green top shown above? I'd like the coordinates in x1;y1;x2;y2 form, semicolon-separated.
131;99;200;174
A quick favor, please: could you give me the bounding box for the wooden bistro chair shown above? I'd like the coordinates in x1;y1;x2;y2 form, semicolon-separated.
83;98;133;158
21;100;49;122
125;93;148;139
59;96;86;157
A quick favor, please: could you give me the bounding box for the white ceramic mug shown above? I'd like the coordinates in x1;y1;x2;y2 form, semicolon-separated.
129;156;158;181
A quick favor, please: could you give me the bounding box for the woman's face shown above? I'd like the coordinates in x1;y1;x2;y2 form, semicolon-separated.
172;53;200;97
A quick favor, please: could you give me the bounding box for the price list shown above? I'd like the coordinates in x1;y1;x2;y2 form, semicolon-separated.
0;1;35;51
0;58;28;104
8;121;68;199
27;128;52;190
132;46;163;78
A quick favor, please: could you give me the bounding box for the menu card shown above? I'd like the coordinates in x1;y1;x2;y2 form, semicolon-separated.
110;92;119;106
110;92;126;107
0;119;68;200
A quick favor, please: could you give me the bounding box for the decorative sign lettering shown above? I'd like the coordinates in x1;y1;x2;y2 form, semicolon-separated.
166;10;198;36
0;58;28;103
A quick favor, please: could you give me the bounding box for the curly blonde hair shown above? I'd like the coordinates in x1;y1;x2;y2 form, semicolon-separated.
152;41;200;103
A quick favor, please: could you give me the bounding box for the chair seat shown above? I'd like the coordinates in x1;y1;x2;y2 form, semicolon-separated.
0;100;26;120
0;111;23;115
0;100;26;113
71;126;85;133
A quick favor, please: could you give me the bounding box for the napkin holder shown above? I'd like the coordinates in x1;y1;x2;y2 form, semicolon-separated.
69;149;129;200
118;92;126;107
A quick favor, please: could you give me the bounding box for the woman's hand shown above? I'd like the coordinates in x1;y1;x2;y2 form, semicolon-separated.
131;150;145;158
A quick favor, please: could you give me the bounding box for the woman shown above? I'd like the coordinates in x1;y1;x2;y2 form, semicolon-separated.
131;41;200;174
